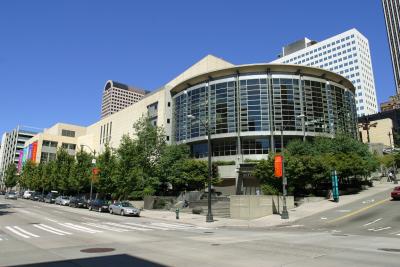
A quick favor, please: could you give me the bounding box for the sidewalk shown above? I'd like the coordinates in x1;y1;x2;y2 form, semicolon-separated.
140;180;395;229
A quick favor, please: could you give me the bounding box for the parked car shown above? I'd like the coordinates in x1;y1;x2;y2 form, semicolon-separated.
37;194;45;202
69;196;88;208
29;192;41;201
55;196;70;206
109;201;140;216
391;186;400;200
5;191;17;200
44;192;59;203
0;190;5;195
23;190;34;199
88;199;109;212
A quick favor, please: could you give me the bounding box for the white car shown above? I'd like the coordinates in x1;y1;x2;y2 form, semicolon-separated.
23;190;34;199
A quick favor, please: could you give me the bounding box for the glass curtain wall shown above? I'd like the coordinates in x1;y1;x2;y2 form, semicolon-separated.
173;74;357;157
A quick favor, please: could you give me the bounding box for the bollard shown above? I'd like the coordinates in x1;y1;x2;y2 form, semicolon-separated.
176;208;179;220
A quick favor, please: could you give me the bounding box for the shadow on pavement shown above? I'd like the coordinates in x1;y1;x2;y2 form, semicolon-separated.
0;203;13;216
8;254;168;267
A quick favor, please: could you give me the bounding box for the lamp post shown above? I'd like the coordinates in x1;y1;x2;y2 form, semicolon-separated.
388;131;398;184
296;114;306;142
80;144;96;203
280;126;289;219
187;114;214;223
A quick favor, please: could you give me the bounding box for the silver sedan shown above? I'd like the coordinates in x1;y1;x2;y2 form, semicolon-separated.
109;201;140;216
55;196;70;206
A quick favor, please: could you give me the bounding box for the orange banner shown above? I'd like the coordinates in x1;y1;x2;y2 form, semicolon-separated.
274;155;283;178
31;141;38;163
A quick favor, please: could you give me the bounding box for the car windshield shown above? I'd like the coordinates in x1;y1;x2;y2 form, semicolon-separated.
121;202;133;207
61;196;69;199
9;191;16;194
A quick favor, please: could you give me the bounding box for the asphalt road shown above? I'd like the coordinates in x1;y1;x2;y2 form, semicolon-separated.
274;187;400;238
1;195;400;267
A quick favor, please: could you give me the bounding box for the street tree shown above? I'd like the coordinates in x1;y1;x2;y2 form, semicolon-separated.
4;164;18;189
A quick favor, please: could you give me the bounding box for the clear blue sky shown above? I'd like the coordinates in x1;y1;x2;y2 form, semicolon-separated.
0;0;394;135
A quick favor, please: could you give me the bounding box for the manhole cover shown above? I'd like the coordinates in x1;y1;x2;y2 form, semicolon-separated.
80;248;115;253
204;231;214;234
378;248;400;253
211;244;220;246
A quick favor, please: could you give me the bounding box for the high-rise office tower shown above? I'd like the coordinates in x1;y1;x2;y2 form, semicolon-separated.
0;126;37;188
101;80;147;118
382;0;400;94
272;29;378;117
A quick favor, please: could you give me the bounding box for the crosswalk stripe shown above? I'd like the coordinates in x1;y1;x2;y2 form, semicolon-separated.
105;222;151;231
33;225;66;236
368;226;392;232
5;226;30;239
123;222;169;230
59;223;101;233
38;224;72;235
82;223;130;232
363;218;383;226
151;222;194;229
13;226;39;238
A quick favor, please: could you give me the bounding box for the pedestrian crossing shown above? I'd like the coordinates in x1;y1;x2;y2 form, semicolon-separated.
1;220;208;241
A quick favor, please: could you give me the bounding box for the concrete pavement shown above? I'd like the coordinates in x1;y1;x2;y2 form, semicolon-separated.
1;194;400;267
140;180;396;228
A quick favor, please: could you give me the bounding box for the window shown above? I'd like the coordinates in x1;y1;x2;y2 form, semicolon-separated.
61;129;75;137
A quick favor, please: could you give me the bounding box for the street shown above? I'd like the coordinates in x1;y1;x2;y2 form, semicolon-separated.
1;192;400;267
274;188;400;238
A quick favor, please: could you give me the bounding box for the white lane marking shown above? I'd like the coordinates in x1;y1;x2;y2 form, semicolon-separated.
124;222;169;230
5;226;30;238
389;230;400;235
151;222;195;229
59;223;101;233
320;217;328;220
45;218;58;223
33;224;67;236
362;199;375;204
368;226;392;232
363;218;383;227
81;217;98;222
13;226;39;238
0;237;2;241
105;222;152;231
82;223;130;232
38;224;72;235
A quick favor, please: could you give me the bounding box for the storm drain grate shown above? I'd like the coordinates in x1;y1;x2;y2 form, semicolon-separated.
378;248;400;253
80;248;115;253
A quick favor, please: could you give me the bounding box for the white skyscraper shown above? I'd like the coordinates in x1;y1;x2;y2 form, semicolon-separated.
272;28;378;116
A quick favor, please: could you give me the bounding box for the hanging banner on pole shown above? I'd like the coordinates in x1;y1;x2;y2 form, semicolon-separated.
274;155;283;178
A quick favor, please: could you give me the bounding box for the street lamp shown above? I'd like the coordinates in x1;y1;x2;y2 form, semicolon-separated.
80;144;96;203
296;114;306;142
279;126;289;219
187;114;214;223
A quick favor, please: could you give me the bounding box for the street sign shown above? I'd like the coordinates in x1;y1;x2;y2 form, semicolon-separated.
274;155;283;178
92;168;100;175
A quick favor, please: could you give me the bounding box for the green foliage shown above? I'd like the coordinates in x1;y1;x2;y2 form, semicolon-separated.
261;184;279;195
4;163;18;189
96;144;117;197
54;148;75;194
253;135;380;196
19;160;37;189
213;160;236;166
69;149;92;194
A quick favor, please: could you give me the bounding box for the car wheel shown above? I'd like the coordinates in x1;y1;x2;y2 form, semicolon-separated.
120;210;124;216
110;209;113;214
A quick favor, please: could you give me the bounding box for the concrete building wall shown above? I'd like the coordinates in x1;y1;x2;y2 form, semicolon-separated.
359;118;394;147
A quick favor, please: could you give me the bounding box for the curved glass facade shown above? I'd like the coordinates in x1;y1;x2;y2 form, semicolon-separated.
173;72;357;157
